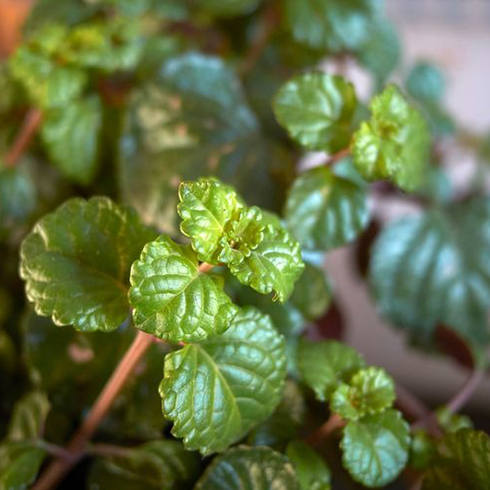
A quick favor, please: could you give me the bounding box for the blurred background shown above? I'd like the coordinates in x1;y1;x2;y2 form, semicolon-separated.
1;0;489;412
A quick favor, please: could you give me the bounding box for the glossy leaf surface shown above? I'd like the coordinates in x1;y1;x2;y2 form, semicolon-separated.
160;307;286;455
286;441;331;490
20;197;157;332
195;445;300;490
129;235;238;342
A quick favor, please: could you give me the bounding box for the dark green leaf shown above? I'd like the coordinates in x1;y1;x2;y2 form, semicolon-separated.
370;198;490;345
290;262;331;321
160;307;286;455
297;338;365;401
228;223;304;302
357;19;400;86
119;52;293;236
195;445;300;490
352;84;430;191
194;0;262;17
406;62;445;104
286;441;331;490
129;234;238;342
7;392;50;441
341;409;410;488
330;367;395;420
20;197;157;332
409;429;435;472
41;95;103;185
422;429;490;490
88;440;200;490
284;0;381;52
285;166;369;251
0;442;46;490
247;380;306;448
273;72;357;152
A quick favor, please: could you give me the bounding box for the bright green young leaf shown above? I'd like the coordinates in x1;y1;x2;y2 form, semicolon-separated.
178;178;242;262
195;445;300;490
41;95;103;185
290;262;331;321
0;442;46;490
330;367;395;421
160;307;286;455
286;441;331;490
129;235;238;342
7;391;50;442
194;0;262;17
435;407;473;433
284;0;381;52
229;223;304;303
297;339;365;401
285;166;369;251
341;409;410;488
20;197;157;332
119;52;293;236
88;440;200;490
406;62;445;104
422;430;490;490
370;198;490;345
352;84;430;191
247;380;306;448
273;72;357;152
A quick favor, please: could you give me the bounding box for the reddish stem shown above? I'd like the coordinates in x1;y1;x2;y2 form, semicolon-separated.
446;369;484;415
325;147;351;166
4;109;43;168
305;413;345;446
31;331;153;490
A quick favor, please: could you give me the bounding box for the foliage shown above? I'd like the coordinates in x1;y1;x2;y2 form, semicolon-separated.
1;0;489;489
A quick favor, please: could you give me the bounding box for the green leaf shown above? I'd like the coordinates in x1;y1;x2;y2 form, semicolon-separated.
330;367;395;421
41;95;103;185
357;19;400;86
273;72;357;152
409;429;435;472
0;442;46;490
129;234;238;342
119;52;293;236
20;197;157;332
352;84;430;191
228;223;304;303
341;409;410;488
286;441;331;490
290;262;331;321
297;338;365;401
284;0;381;52
435;407;473;434
195;445;300;490
422;430;490;490
178;178;242;261
160;307;286;455
369;198;490;345
247;380;306;448
285;166;369;251
7;392;50;441
88;440;200;490
0;165;37;235
194;0;262;17
406;62;445;104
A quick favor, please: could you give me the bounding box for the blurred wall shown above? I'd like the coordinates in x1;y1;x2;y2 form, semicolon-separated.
331;0;490;411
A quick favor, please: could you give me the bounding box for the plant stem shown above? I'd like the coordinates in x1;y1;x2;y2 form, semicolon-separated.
395;383;442;438
198;262;215;274
239;1;280;76
446;368;484;415
324;147;351;166
4;108;43;167
31;330;153;490
305;413;345;446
